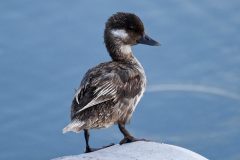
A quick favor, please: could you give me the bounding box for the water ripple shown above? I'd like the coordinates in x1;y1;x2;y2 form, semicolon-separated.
147;84;240;101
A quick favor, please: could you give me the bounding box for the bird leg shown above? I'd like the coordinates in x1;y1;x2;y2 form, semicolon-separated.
118;123;148;145
84;129;114;153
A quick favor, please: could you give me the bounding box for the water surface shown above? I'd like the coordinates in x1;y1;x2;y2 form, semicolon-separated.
0;1;240;160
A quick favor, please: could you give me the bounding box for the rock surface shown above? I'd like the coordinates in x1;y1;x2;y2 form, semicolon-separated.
53;141;208;160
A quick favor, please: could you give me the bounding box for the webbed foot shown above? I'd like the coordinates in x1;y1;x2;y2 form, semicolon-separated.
119;136;149;145
85;143;115;153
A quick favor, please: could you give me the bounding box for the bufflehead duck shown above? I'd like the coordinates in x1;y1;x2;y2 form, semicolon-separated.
63;12;159;153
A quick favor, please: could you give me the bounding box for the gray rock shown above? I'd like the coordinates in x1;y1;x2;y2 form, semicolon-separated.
53;141;208;160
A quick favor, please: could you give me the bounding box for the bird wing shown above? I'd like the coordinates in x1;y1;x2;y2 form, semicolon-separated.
74;72;123;114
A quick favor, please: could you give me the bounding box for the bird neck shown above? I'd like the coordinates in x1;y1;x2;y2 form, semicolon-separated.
104;34;135;62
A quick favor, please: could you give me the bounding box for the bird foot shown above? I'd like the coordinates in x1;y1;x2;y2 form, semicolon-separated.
85;143;115;153
119;136;149;145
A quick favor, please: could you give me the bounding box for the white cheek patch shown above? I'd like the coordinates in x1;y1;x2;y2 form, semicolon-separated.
120;45;132;54
111;29;132;54
111;29;129;39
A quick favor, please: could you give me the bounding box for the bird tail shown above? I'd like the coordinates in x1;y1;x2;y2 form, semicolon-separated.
62;120;85;134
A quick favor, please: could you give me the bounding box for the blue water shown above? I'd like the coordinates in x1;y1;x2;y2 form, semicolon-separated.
0;1;240;159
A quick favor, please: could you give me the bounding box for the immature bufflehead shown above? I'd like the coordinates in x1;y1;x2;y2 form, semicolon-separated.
63;12;159;153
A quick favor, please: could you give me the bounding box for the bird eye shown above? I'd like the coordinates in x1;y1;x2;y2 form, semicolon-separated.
128;25;135;31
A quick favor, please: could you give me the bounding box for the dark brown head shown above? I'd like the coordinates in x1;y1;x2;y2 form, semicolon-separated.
104;12;159;61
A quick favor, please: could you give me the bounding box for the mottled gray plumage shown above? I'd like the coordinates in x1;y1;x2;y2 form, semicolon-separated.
70;58;146;130
63;12;159;152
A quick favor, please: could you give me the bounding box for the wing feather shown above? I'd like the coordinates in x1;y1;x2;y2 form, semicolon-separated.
74;72;122;114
